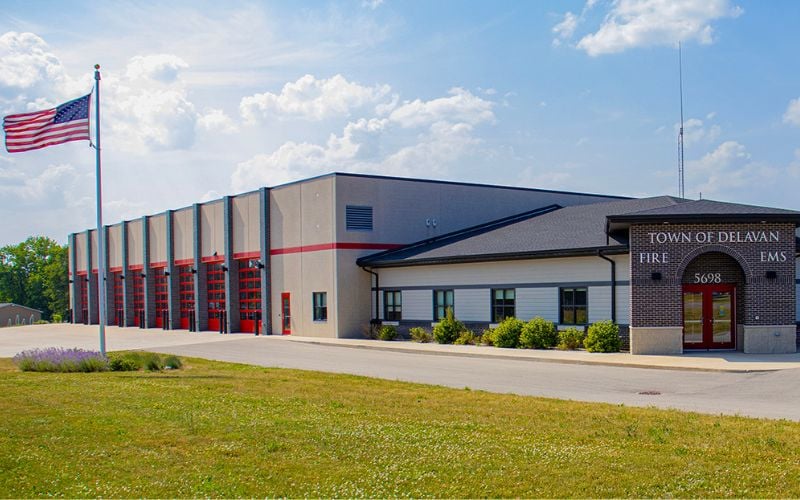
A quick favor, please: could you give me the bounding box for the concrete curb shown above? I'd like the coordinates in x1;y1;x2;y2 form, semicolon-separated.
284;337;797;373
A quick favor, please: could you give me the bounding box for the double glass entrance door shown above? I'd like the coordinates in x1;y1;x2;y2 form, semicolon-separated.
682;284;735;350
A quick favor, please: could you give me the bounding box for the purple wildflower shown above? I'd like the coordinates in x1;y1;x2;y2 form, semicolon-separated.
13;347;109;372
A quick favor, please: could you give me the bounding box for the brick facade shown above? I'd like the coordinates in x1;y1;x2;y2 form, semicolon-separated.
630;223;796;328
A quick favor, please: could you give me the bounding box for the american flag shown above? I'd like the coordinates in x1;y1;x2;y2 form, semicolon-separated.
3;94;91;153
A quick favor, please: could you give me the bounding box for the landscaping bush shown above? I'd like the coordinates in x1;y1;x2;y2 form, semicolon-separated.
164;355;183;370
433;309;464;344
492;317;524;348
378;325;398;341
13;348;108;373
480;328;495;346
362;322;380;340
52;313;62;323
109;354;140;372
454;330;478;345
33;320;50;325
557;327;584;350
584;320;621;353
519;317;558;349
409;327;432;343
143;352;165;371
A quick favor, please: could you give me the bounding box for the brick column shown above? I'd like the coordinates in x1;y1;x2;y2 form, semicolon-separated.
193;203;208;331
259;187;272;334
224;196;240;333
121;221;134;327
86;229;98;324
142;216;155;328
69;233;80;324
166;210;181;329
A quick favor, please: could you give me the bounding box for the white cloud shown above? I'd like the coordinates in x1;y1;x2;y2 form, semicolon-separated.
782;97;800;127
0;31;65;90
232;86;495;192
361;0;384;9
388;87;494;128
197;108;238;134
240;74;392;123
552;11;579;46
125;54;188;82
566;0;742;56
685;141;779;197
678;117;721;146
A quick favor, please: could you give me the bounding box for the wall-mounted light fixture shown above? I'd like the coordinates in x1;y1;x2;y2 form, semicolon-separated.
119;275;125;280
164;270;170;276
222;265;228;272
250;260;265;269
68;279;73;284
765;271;777;280
651;272;662;281
190;267;197;274
140;272;146;279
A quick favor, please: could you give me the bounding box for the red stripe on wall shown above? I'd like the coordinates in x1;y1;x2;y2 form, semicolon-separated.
174;258;193;266
233;251;261;260
270;242;403;255
128;264;144;271
109;266;122;273
201;255;225;263
150;261;167;268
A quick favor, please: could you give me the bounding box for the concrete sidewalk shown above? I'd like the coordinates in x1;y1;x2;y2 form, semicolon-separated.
284;335;800;372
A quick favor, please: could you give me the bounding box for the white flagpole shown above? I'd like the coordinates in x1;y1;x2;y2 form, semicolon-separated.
94;64;107;355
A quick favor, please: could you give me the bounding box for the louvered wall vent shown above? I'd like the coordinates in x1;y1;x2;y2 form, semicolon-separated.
346;205;373;231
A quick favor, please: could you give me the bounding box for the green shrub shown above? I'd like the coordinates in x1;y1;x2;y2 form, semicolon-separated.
433;309;464;344
492;317;524;348
409;327;432;343
164;355;183;370
454;330;478;345
109;355;140;371
52;313;63;323
362;323;380;340
34;319;50;325
519;317;558;349
378;325;398;341
584;320;621;353
144;353;165;371
557;327;585;350
480;328;495;346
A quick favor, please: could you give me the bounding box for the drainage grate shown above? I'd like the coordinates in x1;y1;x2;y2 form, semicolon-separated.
638;390;662;395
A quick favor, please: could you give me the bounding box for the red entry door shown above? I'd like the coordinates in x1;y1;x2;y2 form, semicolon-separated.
682;284;736;350
281;293;291;335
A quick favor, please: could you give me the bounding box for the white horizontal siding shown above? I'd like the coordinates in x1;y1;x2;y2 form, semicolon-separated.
516;287;558;322
454;289;490;322
588;286;612;323
402;290;431;321
379;256;623;288
616;285;630;325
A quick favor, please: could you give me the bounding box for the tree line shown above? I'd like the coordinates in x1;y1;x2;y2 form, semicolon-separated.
0;236;68;321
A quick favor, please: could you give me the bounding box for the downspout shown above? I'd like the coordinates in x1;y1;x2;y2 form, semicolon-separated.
597;250;616;323
361;266;379;324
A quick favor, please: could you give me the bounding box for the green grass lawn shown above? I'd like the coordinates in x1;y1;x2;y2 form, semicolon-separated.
0;356;798;498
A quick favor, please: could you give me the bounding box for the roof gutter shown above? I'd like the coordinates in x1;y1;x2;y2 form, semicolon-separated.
597;249;616;323
360;266;380;324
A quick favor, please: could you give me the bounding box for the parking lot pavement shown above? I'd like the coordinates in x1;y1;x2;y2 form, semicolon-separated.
0;323;241;357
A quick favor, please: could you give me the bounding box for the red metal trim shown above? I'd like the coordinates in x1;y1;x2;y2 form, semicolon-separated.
174;258;194;266
201;255;225;263
233;251;260;260
150;261;167;268
270;242;403;256
128;264;144;271
76;271;88;276
108;266;122;273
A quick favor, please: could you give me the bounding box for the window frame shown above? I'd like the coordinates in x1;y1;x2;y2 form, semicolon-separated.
383;290;402;321
559;287;588;325
312;292;328;322
491;288;516;323
433;289;454;321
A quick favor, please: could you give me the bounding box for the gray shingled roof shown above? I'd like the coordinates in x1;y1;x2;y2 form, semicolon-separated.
608;198;800;222
0;303;42;313
358;196;683;267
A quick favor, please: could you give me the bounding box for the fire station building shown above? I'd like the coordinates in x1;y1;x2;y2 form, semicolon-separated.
69;172;800;355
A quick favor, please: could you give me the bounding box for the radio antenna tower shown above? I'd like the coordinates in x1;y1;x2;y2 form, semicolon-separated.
677;41;685;199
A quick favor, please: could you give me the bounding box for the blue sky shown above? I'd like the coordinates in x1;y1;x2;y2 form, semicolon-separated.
1;0;799;245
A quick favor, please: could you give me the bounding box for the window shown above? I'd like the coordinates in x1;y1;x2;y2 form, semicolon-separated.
492;289;515;323
313;292;327;321
346;205;373;231
560;287;588;325
433;289;454;321
383;290;402;321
